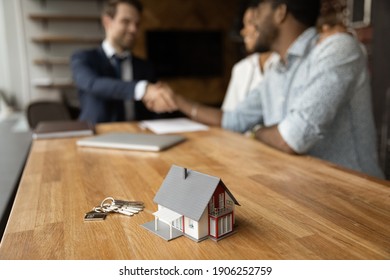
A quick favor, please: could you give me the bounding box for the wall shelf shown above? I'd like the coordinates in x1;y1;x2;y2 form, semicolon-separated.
33;58;69;66
35;0;104;8
32;36;102;44
29;14;100;22
34;83;75;90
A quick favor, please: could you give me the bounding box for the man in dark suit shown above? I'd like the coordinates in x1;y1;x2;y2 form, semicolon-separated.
71;0;177;124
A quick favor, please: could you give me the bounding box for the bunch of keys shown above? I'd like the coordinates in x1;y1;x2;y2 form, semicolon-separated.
84;197;144;221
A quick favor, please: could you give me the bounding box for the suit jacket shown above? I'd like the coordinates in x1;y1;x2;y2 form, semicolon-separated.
71;47;160;124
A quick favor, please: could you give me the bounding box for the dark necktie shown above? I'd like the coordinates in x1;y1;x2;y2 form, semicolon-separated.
112;55;127;79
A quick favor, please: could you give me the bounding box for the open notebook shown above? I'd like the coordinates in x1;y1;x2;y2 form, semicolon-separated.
77;132;186;152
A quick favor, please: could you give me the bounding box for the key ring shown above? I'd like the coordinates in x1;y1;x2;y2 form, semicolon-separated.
100;197;115;208
94;205;117;213
93;206;105;213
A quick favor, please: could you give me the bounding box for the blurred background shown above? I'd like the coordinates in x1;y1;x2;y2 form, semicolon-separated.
0;0;389;169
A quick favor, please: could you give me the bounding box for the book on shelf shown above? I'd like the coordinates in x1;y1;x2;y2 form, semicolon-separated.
33;120;94;139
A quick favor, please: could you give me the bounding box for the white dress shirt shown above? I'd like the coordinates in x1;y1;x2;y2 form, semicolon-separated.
102;40;148;119
222;53;277;112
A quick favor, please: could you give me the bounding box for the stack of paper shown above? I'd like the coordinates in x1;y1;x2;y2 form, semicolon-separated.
139;118;209;134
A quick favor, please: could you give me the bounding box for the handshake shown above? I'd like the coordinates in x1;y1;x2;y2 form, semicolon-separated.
142;82;178;113
140;81;220;127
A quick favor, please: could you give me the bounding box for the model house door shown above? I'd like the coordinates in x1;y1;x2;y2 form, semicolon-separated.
172;217;183;231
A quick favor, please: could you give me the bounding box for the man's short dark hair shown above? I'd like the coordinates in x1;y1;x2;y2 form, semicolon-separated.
247;0;262;9
103;0;143;18
269;0;321;27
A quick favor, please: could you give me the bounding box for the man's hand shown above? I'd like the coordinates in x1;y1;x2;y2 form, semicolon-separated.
142;82;178;113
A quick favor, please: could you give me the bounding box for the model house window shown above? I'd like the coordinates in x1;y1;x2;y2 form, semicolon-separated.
219;193;224;209
189;220;194;229
209;197;215;212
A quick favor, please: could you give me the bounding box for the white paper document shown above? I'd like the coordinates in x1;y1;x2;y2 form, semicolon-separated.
139;118;209;134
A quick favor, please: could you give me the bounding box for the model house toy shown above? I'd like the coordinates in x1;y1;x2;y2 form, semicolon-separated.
142;165;240;242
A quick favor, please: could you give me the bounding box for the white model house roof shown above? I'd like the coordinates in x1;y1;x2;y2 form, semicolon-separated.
154;165;240;221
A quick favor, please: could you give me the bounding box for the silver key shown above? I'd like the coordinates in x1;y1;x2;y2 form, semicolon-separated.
95;197;144;217
121;205;144;212
115;208;135;216
100;197;144;208
94;205;113;214
102;204;135;216
114;199;144;208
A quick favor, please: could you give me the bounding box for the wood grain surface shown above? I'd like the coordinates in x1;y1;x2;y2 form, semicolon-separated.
0;122;389;259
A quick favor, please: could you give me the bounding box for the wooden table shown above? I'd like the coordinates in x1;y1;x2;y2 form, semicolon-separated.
0;122;389;259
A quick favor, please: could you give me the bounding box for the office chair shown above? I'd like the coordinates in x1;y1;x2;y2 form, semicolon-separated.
26;101;71;129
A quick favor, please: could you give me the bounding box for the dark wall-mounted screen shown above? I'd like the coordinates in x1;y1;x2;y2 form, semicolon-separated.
147;30;223;78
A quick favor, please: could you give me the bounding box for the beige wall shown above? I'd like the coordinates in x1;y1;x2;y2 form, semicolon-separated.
0;0;30;110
